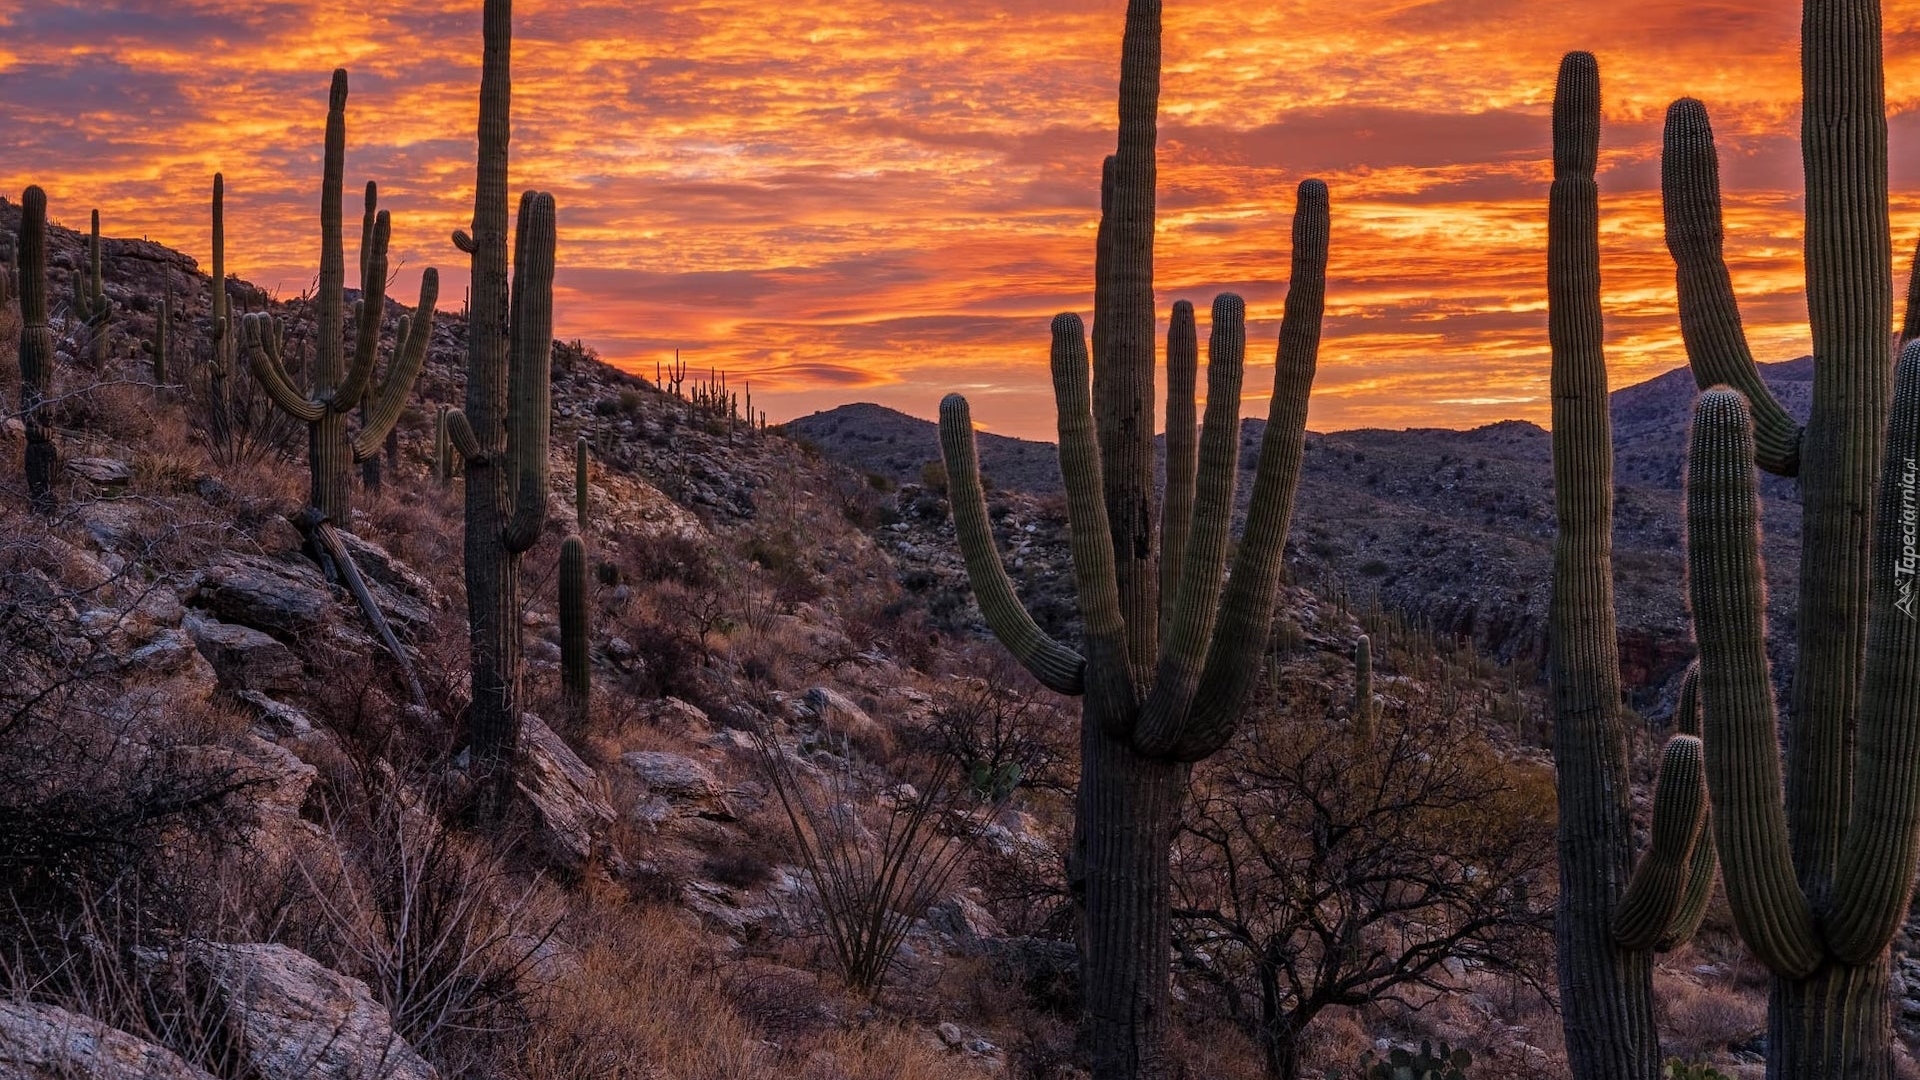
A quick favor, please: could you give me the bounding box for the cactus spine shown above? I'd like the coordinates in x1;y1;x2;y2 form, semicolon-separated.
72;209;111;367
938;4;1327;1068
241;70;439;527
16;187;55;511
560;534;589;724
447;0;559;813
1667;1;1920;1073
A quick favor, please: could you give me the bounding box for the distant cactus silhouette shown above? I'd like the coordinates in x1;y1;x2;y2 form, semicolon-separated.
71;209;110;368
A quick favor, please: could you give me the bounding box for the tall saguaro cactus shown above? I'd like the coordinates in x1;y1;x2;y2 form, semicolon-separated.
242;70;439;526
1665;1;1920;1074
16;187;56;511
1548;57;1717;1080
939;8;1327;1073
206;174;234;453
446;0;559;813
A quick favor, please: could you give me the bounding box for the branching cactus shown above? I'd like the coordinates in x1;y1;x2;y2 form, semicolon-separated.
560;534;589;724
16;187;56;510
1665;1;1920;1073
447;0;559;814
241;70;439;526
71;209;111;367
938;6;1327;1067
1545;53;1722;1079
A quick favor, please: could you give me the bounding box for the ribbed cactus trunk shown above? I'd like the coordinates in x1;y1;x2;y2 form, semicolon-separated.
242;74;437;528
73;210;111;369
939;6;1327;1069
1544;54;1661;1080
17;187;55;512
560;534;589;725
451;0;558;816
207;174;233;455
1664;2;1920;1075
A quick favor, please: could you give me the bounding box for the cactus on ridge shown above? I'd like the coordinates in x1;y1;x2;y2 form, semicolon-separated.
142;284;170;386
1351;634;1374;743
574;436;589;530
560;533;589;724
241;70;439;526
71;209;111;367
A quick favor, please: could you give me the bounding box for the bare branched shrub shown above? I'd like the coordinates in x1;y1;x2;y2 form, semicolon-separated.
753;736;984;996
1172;677;1557;1080
912;655;1073;798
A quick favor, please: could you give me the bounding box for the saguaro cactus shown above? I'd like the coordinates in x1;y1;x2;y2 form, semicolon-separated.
574;436;589;530
446;0;559;813
1548;57;1718;1080
142;285;170;386
939;6;1327;1070
16;187;55;510
72;209;111;367
1351;634;1374;743
1665;1;1920;1074
560;534;589;723
242;70;439;526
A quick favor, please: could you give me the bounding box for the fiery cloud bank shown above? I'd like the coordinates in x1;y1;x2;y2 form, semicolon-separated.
5;0;1920;436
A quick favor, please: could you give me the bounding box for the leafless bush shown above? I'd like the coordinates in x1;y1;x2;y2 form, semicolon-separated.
753;736;984;996
912;657;1073;798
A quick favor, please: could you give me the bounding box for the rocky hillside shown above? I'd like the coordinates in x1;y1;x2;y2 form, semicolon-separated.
789;360;1814;712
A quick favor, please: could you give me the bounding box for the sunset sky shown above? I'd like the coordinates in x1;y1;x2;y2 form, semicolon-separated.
5;0;1920;439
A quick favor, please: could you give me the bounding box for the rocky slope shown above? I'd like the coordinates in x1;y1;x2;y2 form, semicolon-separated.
789;360;1814;711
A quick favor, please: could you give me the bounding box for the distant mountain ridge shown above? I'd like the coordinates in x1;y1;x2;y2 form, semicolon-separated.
788;358;1815;702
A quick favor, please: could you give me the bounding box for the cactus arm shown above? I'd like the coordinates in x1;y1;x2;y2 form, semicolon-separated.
1158;298;1197;642
351;268;439;461
938;391;1087;696
315;69;348;398
1687;389;1821;978
1614;735;1709;950
242;314;326;423
1826;345;1920;963
1901;236;1920;348
1049;312;1138;719
1134;294;1244;756
358;181;377;287
446;408;484;464
1661;99;1802;478
336;206;391;412
1650;661;1718;951
1174;180;1328;761
501;192;557;554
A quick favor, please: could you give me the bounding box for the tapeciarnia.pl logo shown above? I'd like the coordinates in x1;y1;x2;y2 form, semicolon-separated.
1898;457;1918;620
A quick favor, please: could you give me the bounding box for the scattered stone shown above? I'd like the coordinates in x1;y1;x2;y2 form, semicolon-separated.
190;554;332;640
623;750;721;798
802;686;884;746
188;941;438;1080
185;612;303;692
936;1022;965;1049
517;714;615;874
0;999;216;1080
66;456;133;487
236;690;317;737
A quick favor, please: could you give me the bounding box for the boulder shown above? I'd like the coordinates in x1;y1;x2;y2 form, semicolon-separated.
188;942;438;1080
801;686;885;747
185;612;302;692
622;750;735;823
516;714;614;874
66;456;133;487
0;999;216;1080
190;554;331;640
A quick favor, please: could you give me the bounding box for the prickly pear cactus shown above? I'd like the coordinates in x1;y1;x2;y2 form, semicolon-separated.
1662;1060;1734;1080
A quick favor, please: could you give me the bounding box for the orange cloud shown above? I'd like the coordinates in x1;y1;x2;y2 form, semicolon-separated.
6;0;1920;437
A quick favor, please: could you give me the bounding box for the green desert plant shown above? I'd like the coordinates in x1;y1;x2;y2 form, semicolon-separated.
444;0;559;814
1360;1042;1472;1080
16;186;55;511
938;2;1328;1071
1666;0;1920;1072
1544;53;1717;1080
560;534;589;725
70;209;111;368
1350;633;1373;743
240;70;439;527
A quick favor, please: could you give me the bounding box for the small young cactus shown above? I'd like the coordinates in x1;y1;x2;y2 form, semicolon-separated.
433;403;453;483
71;209;111;367
560;533;589;724
1352;634;1374;743
141;285;170;386
574;436;589;530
